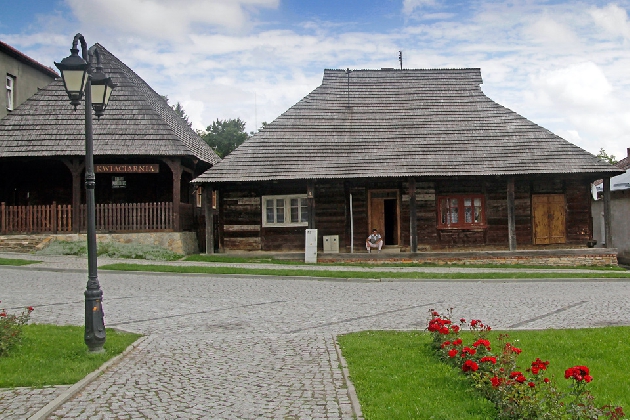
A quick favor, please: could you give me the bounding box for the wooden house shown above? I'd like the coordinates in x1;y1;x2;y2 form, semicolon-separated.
0;44;220;252
194;68;622;257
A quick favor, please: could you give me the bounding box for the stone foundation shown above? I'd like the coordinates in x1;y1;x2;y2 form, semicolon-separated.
52;232;199;255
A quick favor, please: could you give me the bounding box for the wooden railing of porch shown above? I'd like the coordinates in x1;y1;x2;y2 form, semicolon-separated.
1;202;175;234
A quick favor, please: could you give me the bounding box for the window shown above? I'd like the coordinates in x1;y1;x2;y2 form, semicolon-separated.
437;195;485;228
6;75;15;111
262;194;308;227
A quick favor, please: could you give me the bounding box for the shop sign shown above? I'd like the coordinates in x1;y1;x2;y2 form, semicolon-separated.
95;164;159;173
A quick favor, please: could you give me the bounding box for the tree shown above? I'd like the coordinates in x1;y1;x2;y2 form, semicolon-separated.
596;148;618;165
161;95;192;127
201;118;249;158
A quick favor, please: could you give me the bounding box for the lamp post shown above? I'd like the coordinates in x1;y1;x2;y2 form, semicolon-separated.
55;34;115;353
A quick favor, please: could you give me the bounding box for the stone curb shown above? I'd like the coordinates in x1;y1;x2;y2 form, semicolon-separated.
27;335;149;420
334;335;364;420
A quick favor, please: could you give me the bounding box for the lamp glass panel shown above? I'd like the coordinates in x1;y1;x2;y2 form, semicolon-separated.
91;84;106;105
63;69;87;93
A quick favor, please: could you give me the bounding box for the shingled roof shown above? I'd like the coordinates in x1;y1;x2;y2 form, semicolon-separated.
194;68;620;183
0;43;219;165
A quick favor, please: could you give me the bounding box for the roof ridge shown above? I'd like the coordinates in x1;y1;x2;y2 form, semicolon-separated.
94;43;219;165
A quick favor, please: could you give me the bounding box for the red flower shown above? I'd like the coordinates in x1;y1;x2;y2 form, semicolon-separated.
450;325;460;333
528;382;536;388
441;340;451;348
462;360;479;372
472;338;491;350
461;346;476;356
528;358;549;375
453;338;463;346
565;366;591;383
27;306;34;312
491;376;503;387
544;378;550;383
480;356;497;364
460;318;466;323
448;349;458;358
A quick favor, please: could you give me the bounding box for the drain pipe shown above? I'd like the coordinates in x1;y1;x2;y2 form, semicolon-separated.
350;193;354;253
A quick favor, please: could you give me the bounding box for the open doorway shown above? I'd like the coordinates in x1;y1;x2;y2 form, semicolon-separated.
368;190;400;245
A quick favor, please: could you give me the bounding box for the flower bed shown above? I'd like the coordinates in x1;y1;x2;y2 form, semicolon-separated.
0;301;33;357
427;309;625;419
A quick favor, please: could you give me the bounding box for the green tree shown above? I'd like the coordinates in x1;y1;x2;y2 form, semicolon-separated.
201;118;249;158
596;148;618;165
161;95;192;127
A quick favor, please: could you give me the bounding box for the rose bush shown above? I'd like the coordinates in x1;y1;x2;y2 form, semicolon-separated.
427;308;625;419
0;301;34;357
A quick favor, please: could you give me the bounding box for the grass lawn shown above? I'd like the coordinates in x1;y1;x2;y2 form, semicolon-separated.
337;327;630;420
0;257;39;266
99;262;630;280
0;324;142;388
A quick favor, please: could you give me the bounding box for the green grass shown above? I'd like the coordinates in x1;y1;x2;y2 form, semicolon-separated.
338;327;630;420
0;257;39;266
337;331;497;419
37;240;183;261
99;263;630;280
0;324;142;388
184;254;624;271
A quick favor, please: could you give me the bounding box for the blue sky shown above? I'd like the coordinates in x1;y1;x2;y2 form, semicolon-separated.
2;0;630;160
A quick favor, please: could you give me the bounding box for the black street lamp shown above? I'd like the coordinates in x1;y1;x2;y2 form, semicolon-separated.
55;34;115;353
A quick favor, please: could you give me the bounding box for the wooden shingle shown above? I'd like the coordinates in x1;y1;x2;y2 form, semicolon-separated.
0;43;220;165
195;68;621;183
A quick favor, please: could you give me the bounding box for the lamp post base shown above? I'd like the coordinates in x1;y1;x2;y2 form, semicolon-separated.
85;288;106;353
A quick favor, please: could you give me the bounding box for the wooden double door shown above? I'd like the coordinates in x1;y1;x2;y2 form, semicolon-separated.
368;190;400;245
532;194;566;244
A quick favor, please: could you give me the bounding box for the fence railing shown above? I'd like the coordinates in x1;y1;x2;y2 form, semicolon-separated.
1;202;175;234
0;202;73;234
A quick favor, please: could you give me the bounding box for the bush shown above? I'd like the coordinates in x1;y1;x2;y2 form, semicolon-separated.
37;240;182;261
427;308;625;419
0;302;33;357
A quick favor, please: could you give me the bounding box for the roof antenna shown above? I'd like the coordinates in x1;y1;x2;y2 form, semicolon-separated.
399;51;403;70
346;68;351;108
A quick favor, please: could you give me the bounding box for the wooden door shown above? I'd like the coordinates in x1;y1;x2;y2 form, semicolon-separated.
532;194;566;245
368;190;399;245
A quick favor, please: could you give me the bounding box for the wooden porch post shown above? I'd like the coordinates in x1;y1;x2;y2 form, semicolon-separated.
408;177;417;253
603;177;612;248
307;180;315;229
62;159;84;233
204;185;214;254
507;177;517;251
165;159;182;231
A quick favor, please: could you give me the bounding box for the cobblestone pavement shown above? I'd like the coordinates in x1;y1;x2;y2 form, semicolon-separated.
1;260;630;419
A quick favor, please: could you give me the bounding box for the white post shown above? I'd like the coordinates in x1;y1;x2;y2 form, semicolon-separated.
350;193;354;253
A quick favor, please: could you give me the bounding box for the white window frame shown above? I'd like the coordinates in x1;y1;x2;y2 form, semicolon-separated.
6;75;15;111
262;194;309;227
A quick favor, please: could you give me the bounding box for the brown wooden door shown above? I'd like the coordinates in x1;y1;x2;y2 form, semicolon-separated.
532;194;566;244
368;190;399;245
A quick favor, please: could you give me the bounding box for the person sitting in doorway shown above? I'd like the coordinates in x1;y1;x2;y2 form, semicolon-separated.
366;228;383;253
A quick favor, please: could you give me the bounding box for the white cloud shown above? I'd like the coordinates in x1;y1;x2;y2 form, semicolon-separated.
524;15;579;45
530;62;613;109
590;3;630;40
65;0;279;40
402;0;436;15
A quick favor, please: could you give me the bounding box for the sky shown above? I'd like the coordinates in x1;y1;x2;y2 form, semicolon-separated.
1;0;630;160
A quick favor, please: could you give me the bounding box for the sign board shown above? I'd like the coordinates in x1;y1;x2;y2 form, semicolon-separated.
95;164;159;174
112;177;126;189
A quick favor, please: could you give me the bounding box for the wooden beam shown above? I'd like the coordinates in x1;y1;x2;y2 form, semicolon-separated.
507;177;517;251
62;158;84;233
164;159;182;232
204;185;214;254
603;177;612;248
408;178;417;253
307;180;315;229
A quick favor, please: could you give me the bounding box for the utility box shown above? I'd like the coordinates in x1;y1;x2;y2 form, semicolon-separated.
323;235;339;253
305;229;318;263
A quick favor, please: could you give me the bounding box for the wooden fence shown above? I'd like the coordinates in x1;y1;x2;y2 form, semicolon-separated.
0;202;72;234
1;202;174;233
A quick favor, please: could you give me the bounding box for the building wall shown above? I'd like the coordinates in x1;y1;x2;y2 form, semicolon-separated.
215;176;594;252
1;50;56;120
592;190;630;264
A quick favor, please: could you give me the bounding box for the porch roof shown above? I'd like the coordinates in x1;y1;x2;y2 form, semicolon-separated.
194;68;621;184
0;44;220;165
